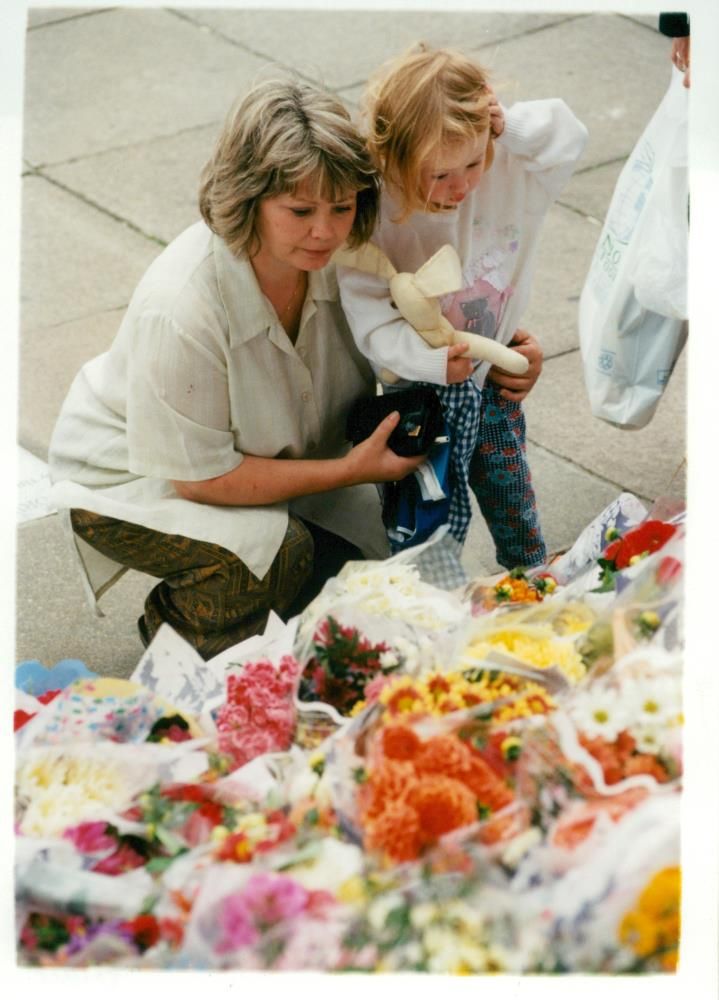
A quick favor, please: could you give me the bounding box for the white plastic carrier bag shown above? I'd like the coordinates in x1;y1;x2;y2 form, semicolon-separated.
578;68;688;430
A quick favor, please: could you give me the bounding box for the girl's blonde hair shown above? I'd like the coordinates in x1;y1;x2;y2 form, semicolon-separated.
199;77;380;258
364;44;494;219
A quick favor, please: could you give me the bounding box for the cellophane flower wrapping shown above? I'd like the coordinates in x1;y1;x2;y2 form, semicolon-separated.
14;492;686;973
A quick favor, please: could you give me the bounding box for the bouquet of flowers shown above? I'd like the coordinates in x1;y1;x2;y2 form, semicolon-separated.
215;655;301;769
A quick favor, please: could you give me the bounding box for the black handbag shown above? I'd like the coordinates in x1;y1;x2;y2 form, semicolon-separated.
345;386;445;457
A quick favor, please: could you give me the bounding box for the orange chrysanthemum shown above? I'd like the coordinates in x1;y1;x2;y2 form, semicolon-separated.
414;734;473;781
463;755;514;812
381;724;422;761
359;758;418;821
409;774;477;841
365;799;422;862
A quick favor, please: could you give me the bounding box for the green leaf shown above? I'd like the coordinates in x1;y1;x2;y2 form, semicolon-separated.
145;853;185;874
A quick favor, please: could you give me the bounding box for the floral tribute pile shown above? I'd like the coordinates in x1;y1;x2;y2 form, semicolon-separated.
15;493;685;974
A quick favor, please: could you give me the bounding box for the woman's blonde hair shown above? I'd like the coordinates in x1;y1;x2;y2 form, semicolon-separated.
199;77;380;257
364;44;494;219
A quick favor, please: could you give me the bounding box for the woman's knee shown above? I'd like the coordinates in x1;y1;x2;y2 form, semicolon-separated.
263;516;315;609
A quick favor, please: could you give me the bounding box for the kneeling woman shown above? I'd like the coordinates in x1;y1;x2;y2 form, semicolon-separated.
49;78;423;659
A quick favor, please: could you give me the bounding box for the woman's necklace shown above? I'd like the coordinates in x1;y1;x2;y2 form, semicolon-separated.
280;270;306;320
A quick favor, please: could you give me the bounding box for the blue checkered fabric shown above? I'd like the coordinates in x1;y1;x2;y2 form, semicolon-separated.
419;379;483;546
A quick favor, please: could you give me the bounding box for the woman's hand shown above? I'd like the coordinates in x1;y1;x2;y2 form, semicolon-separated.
344;411;427;485
446;342;475;384
487;329;543;402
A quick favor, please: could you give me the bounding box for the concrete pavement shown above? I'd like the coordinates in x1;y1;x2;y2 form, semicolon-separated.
16;7;687;677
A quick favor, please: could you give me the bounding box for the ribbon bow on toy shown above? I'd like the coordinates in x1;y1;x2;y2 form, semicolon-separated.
334;241;529;384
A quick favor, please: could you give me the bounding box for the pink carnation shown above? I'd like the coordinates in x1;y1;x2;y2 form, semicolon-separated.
363;673;393;705
240;871;309;924
63;821;117;854
216;657;300;768
90;841;146;875
216;897;259;954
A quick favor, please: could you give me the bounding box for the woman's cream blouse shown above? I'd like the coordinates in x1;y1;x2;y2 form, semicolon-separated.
49;222;386;601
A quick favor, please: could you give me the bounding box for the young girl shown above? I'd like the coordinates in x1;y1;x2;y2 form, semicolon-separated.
338;44;588;574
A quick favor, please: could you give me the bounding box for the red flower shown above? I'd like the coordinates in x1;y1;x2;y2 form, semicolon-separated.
158;917;184;949
120;805;144;822
161;783;213;804
122;914;160;951
181;802;224;846
216;831;254;863
91;841;146;875
604;521;677;570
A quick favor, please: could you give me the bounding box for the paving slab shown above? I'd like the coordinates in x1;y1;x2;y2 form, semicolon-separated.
521;203;603;357
23;7;271;166
19;307;125;459
463;441;640;577
27;8;110;29
523;349;687;502
16;513;152;679
45;124;217;247
20;174;160;332
559;158;627;223
179;9;570;92
482;13;671;171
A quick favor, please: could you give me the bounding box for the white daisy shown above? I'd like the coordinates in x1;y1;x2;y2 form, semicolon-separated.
629;675;682;728
568;685;630;742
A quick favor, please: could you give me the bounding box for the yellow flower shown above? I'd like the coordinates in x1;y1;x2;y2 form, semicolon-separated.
236;812;269;843
618;910;659;958
500;736;523;760
618;867;681;964
660;948;679;972
638;866;681;920
16;748;135;837
337;876;366;905
465;627;586;683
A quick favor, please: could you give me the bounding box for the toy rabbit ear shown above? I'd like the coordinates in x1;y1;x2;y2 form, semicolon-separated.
332;241;397;280
412;244;463;298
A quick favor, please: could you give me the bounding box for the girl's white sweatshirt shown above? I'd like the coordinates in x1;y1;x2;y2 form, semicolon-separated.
337;98;588;389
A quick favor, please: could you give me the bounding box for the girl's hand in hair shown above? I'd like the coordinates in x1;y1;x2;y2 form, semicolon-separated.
486;86;505;139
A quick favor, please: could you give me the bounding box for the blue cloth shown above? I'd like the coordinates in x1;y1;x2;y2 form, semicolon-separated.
385;434;451;552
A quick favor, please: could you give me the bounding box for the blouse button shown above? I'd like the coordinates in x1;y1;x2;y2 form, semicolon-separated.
301;390;311;402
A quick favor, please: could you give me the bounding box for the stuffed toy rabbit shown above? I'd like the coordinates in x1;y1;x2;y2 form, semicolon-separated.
334;241;529;384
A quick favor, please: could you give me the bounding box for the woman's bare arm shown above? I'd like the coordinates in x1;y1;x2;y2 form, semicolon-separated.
173;410;424;506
